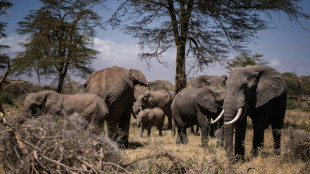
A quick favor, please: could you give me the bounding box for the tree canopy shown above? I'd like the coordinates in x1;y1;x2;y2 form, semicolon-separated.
225;52;269;71
12;0;103;93
0;0;12;89
108;0;310;94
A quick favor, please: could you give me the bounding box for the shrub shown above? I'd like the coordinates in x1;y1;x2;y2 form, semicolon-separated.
287;99;296;110
0;93;13;105
283;128;310;162
0;114;122;173
302;103;310;112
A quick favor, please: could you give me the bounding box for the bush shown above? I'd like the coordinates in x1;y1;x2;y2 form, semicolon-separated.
0;114;122;173
302;103;310;112
283;128;310;162
0;93;13;105
287;99;296;110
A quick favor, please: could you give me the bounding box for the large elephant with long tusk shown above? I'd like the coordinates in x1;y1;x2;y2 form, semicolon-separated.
212;65;287;159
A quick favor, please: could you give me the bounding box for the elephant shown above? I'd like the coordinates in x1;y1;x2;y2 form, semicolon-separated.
136;107;165;138
189;74;227;137
133;90;173;129
22;90;109;134
132;85;149;119
171;86;226;146
84;66;148;148
212;65;287;158
190;75;227;89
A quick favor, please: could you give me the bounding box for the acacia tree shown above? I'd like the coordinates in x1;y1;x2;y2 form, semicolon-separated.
108;0;309;94
0;0;12;89
12;0;104;93
226;52;269;71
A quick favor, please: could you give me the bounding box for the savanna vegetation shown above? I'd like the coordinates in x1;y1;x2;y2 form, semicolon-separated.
1;0;310;173
0;80;310;173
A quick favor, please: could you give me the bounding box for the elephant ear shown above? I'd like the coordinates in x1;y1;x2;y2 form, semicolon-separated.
251;65;287;107
43;91;63;115
129;69;148;86
147;110;154;120
190;75;211;88
209;87;226;106
197;88;218;113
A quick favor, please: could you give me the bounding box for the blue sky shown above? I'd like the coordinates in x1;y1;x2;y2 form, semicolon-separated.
1;0;310;84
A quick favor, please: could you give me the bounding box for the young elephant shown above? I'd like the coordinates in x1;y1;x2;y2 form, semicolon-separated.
136;107;165;138
133;90;173;129
22;90;109;134
172;86;225;146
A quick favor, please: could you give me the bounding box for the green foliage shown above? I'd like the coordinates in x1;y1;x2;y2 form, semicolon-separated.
0;93;13;105
302;103;310;112
287;99;297;110
109;0;310;94
12;0;103;93
0;0;12;89
283;72;310;96
226;52;269;71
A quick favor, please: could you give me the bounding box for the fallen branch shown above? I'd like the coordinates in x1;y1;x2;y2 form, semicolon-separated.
121;151;192;173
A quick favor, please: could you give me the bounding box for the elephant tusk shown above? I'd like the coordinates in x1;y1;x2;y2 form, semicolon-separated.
210;110;224;124
224;108;243;125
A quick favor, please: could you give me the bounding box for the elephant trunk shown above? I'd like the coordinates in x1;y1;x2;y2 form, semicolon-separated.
137;118;142;128
223;97;239;157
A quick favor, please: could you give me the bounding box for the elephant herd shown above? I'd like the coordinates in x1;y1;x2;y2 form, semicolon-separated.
21;65;288;159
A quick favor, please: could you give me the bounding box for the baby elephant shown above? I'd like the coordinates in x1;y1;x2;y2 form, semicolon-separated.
22;90;109;135
136;107;165;138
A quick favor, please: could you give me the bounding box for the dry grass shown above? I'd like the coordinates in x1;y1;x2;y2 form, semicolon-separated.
1;105;309;173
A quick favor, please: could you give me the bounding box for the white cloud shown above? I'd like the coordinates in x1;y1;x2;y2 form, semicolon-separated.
270;59;280;66
0;33;26;58
2;34;308;85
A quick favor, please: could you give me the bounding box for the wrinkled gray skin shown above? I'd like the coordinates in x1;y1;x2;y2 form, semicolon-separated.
132;85;149;119
136;107;165;138
172;86;226;146
189;74;227;137
133;90;173;129
84;66;148;148
190;75;227;89
22;90;109;134
223;65;287;158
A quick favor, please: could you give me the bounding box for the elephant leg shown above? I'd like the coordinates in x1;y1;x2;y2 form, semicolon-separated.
235;116;247;158
197;111;208;147
190;126;195;135
252;118;265;156
176;125;188;144
147;123;152;137
107;121;118;141
209;123;216;138
195;125;200;136
140;124;144;138
271;113;285;155
216;123;224;147
166;109;173;130
157;126;163;136
117;107;132;148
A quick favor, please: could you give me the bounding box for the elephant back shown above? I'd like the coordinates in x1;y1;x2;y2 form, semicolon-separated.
84;66;135;106
190;75;227;89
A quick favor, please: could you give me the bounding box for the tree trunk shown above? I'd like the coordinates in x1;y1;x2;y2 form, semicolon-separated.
0;62;10;89
57;73;64;93
175;44;187;94
56;62;69;93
